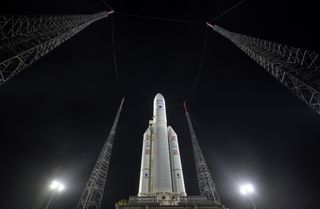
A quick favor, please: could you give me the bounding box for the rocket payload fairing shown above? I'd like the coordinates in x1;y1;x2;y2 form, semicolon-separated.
138;93;186;197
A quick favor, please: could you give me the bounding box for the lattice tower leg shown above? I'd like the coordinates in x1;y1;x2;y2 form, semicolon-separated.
76;98;124;209
207;23;320;114
184;103;222;205
0;11;113;86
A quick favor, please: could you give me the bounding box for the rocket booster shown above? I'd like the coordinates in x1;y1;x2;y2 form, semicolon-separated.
138;93;186;196
168;126;186;195
138;128;151;194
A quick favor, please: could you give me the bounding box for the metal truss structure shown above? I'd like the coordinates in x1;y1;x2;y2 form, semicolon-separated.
207;23;320;114
184;103;222;205
0;11;112;86
76;98;124;209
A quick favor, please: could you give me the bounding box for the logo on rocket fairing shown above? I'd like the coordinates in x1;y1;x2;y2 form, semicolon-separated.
157;99;164;108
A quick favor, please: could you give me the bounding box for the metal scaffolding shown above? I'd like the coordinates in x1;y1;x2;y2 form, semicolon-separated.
184;103;222;205
76;98;124;209
207;23;320;114
0;11;112;86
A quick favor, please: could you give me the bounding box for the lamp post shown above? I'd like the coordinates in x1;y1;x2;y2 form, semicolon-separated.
239;183;257;209
44;180;65;209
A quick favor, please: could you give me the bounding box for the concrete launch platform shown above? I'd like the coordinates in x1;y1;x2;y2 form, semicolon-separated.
115;196;226;209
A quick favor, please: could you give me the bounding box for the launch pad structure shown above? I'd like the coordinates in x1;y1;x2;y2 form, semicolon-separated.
115;196;225;209
115;94;226;209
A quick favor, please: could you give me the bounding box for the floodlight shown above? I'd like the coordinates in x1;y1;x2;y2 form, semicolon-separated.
239;183;254;195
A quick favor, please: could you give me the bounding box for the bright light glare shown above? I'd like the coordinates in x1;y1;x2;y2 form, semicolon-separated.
240;183;254;195
50;180;65;192
57;184;65;191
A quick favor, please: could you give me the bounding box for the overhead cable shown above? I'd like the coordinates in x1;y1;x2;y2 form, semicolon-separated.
208;0;248;23
185;25;208;101
116;12;203;24
101;0;114;12
111;15;124;96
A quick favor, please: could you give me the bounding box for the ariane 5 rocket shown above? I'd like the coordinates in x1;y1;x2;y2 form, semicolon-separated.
138;93;186;197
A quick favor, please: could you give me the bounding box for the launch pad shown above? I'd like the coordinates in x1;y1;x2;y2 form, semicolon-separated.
115;196;225;209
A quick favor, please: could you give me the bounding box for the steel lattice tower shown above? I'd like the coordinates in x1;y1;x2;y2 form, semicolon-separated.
207;23;320;114
77;98;124;209
184;103;222;205
0;11;113;86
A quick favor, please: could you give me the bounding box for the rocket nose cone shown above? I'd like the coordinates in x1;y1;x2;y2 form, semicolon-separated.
153;93;166;113
154;93;165;104
153;93;167;121
155;93;164;100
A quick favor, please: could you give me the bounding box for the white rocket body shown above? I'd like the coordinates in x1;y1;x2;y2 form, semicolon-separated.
138;93;186;197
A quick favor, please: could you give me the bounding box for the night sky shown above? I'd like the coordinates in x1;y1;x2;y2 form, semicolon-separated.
1;0;320;209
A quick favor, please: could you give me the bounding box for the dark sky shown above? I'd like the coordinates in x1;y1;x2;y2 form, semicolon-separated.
1;0;320;209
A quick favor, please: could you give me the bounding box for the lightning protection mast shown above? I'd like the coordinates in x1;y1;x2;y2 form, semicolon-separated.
76;98;124;209
207;23;320;114
0;11;113;86
184;102;223;206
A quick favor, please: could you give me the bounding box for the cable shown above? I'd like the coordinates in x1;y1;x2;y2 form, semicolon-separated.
125;98;184;109
168;102;184;108
116;11;203;24
110;13;189;108
208;0;248;23
124;98;151;108
110;15;151;108
101;0;114;12
110;12;207;108
106;1;249;109
111;14;124;97
185;25;208;101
